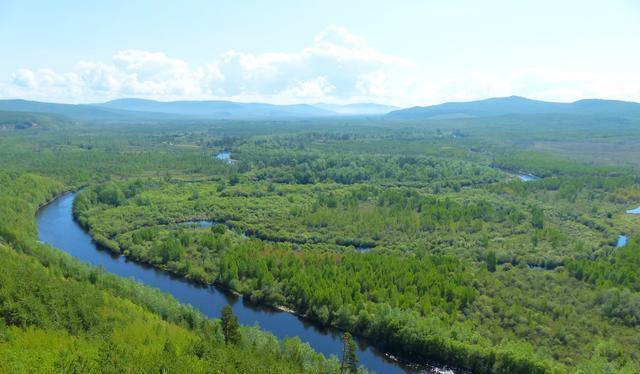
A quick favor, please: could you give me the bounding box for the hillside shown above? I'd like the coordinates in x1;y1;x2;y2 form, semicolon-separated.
387;96;640;119
0;111;70;129
0;171;339;373
0;100;180;122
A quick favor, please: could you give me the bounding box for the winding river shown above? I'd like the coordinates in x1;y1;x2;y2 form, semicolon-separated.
37;192;456;374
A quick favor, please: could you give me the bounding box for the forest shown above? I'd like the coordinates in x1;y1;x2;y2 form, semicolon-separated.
1;111;640;373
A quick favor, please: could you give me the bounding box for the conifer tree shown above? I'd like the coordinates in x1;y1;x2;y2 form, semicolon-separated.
220;305;241;345
340;332;358;373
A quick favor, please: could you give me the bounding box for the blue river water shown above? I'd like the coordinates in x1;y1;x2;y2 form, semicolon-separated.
627;206;640;214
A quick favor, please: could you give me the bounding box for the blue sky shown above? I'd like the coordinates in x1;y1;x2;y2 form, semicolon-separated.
1;0;639;105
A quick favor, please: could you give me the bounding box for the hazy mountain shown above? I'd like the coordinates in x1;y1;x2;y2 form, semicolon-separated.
313;103;398;115
0;99;336;121
0;98;400;121
0;99;178;121
98;98;334;118
387;96;640;119
5;96;638;122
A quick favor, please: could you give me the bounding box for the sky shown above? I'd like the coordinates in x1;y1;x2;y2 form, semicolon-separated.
1;0;639;106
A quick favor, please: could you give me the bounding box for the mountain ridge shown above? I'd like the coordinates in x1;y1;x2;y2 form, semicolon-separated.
98;98;335;117
386;96;640;119
0;98;395;120
2;96;640;121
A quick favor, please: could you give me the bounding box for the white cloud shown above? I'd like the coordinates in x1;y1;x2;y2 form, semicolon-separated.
77;62;119;92
280;76;336;100
5;25;640;105
12;69;37;88
209;25;412;101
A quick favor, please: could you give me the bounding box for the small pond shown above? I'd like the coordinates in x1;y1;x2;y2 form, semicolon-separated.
215;151;237;163
617;235;628;247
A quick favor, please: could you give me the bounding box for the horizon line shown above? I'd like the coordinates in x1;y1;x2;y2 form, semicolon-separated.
1;94;639;108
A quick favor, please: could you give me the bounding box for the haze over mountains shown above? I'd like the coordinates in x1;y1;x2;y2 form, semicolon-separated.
0;96;639;122
98;99;334;118
313;103;398;115
0;99;396;121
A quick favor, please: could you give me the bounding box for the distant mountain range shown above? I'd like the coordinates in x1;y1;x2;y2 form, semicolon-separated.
97;98;334;118
0;99;396;121
0;99;179;121
386;96;640;119
1;96;639;122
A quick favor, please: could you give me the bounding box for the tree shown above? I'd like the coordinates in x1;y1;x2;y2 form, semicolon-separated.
159;238;182;263
340;332;358;373
97;183;124;206
486;250;497;272
220;305;241;345
531;206;544;229
229;174;240;185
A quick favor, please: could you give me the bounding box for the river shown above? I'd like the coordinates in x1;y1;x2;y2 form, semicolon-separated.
627;206;640;214
517;174;539;182
37;192;457;374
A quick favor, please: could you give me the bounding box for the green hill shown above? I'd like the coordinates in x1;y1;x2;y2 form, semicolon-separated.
0;100;180;122
0;111;71;129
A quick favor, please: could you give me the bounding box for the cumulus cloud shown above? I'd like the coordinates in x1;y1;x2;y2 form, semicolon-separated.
280;76;336;100
12;69;37;88
5;25;640;105
209;25;412;101
7;26;415;103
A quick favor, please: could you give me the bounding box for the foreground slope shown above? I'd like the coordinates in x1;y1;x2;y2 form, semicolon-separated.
0;170;339;373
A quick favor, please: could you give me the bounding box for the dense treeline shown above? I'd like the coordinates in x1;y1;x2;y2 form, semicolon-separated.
0;126;234;184
493;152;632;178
76;180;526;245
0;242;343;373
567;235;640;326
569;235;640;292
0;171;63;244
75;179;560;262
216;245;558;373
243;150;503;188
0;243;339;373
75;172;626;271
219;246;475;319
